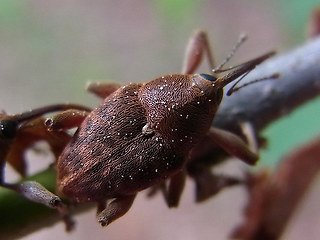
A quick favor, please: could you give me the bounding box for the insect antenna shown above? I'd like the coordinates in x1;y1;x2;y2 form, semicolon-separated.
226;72;280;96
11;104;91;123
212;33;248;74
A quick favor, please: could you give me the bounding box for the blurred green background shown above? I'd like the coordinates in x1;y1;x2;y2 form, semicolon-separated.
0;1;320;239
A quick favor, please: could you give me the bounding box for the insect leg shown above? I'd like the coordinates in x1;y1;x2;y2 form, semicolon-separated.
181;30;215;74
86;82;121;99
3;181;74;231
165;170;187;207
192;168;242;202
207;127;258;165
45;109;89;131
97;194;136;227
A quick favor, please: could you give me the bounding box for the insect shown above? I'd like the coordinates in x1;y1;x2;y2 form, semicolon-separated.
2;30;275;229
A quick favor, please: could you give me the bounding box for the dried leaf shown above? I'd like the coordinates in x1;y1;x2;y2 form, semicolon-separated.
232;137;320;240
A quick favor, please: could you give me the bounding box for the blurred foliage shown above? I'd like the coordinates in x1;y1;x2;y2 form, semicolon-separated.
278;0;320;44
152;0;197;24
0;0;26;25
261;98;320;166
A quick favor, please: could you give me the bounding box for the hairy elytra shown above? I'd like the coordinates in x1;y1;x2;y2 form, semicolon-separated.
57;73;222;201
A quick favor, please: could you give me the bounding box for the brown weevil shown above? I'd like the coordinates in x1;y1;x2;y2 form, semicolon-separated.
18;30;275;227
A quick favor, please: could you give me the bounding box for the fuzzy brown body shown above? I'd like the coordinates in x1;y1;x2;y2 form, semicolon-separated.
57;74;222;202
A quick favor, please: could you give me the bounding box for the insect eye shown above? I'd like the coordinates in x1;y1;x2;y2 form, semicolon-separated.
199;74;217;82
0;120;18;139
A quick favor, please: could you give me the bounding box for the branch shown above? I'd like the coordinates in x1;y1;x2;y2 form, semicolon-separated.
1;37;320;238
214;36;320;135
